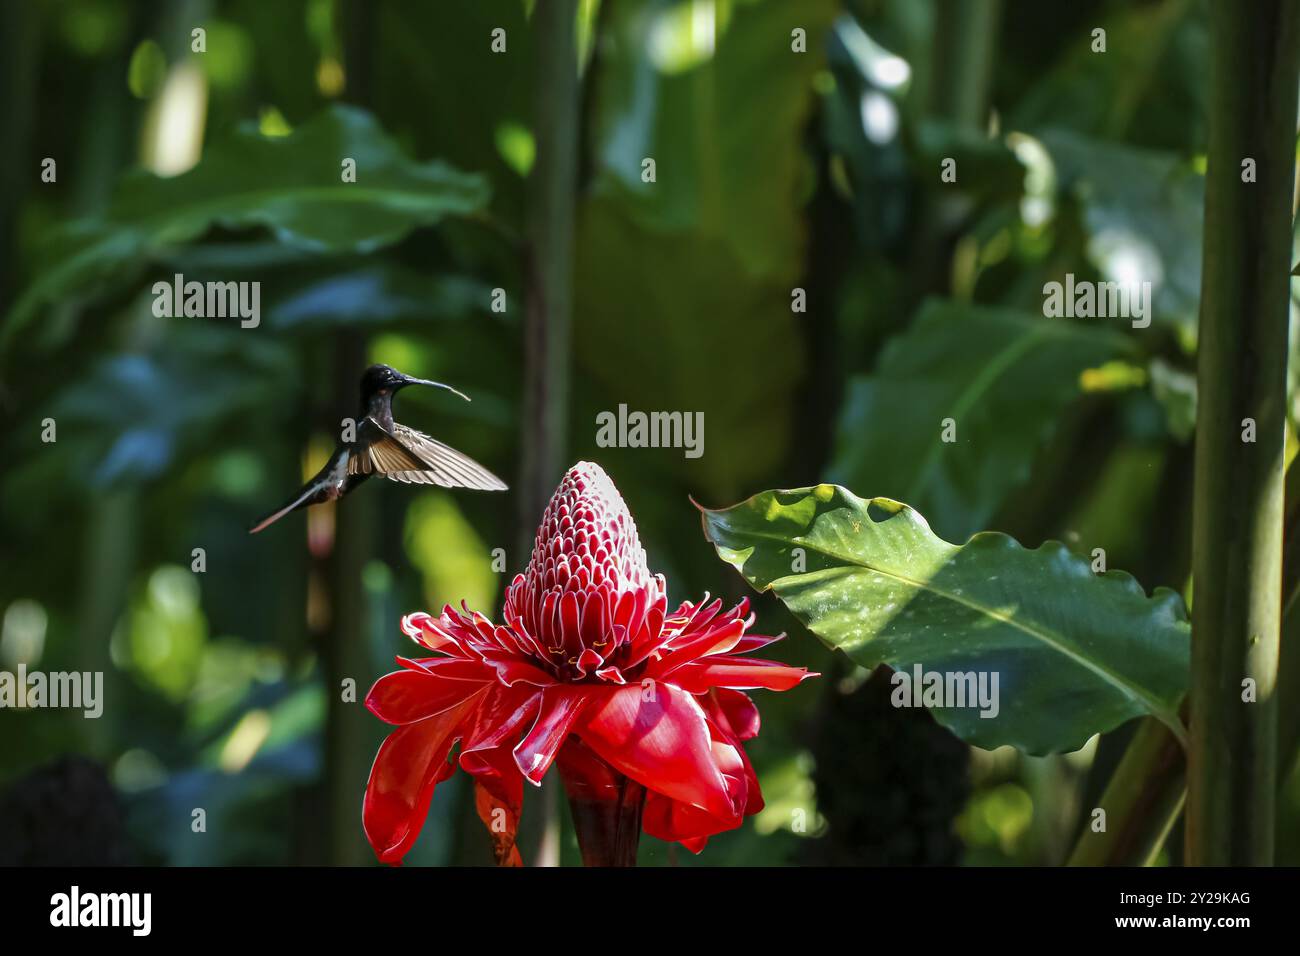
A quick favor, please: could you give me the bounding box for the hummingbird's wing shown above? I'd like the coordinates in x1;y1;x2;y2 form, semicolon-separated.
347;418;435;476
249;449;352;534
380;421;508;492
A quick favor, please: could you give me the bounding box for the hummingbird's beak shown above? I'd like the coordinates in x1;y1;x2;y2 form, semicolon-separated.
402;376;471;402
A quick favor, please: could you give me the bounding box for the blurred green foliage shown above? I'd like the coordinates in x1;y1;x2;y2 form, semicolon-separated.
1;0;1297;867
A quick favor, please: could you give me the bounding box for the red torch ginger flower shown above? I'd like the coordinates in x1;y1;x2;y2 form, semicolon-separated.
362;461;815;865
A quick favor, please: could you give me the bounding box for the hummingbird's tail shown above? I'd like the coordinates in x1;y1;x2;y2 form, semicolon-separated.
248;484;321;534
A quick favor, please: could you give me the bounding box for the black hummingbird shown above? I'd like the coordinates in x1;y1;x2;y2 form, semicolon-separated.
249;364;507;534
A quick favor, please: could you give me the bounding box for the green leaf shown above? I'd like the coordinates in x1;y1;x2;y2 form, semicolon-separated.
829;299;1132;542
589;0;837;280
572;0;836;499
3;105;490;354
700;485;1190;754
574;199;804;498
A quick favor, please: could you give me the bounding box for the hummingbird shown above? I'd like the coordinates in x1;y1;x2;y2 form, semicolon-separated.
249;364;507;534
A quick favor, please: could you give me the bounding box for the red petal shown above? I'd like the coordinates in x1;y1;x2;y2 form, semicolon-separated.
476;648;557;688
460;684;542;760
677;596;724;633
362;691;485;865
513;686;589;784
467;744;525;867
731;632;784;654
611;589;636;632
707;687;761;740
670;656;816;692
577;683;737;820
645;618;746;678
365;667;491;725
575;647;604;677
476;781;522;866
640;710;763;849
400;612;466;654
642;790;730;851
554;735;625;802
736;738;764;816
559;590;581;654
394;656;491;680
579;587;610;650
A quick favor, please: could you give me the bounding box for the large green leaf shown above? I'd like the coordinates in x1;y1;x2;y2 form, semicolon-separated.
700;485;1190;754
829;299;1132;542
589;0;837;280
574;199;804;498
3;105;490;353
572;0;835;498
148;241;503;334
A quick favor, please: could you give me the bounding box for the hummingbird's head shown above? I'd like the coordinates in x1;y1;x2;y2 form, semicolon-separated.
360;364;470;402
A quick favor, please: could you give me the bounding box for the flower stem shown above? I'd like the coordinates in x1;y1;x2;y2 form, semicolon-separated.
565;776;645;868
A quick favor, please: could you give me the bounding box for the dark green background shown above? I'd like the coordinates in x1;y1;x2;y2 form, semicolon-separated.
1;0;1294;866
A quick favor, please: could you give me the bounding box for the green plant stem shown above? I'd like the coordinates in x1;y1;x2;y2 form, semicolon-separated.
516;0;580;868
313;1;377;867
1280;487;1300;780
1068;708;1186;866
1185;0;1300;866
928;0;1002;131
520;0;578;516
321;458;374;866
1070;462;1300;866
74;492;136;760
66;16;138;762
1074;2;1300;870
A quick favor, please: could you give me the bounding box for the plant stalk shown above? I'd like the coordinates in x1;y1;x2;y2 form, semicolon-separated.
565;776;645;868
516;0;580;868
928;0;1002;131
1068;707;1186;866
1185;0;1300;865
558;751;645;867
1076;0;1300;870
1070;458;1300;865
310;0;378;867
